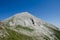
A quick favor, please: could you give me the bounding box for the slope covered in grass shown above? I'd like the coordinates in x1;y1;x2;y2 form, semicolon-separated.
16;25;34;32
43;24;60;40
1;28;34;40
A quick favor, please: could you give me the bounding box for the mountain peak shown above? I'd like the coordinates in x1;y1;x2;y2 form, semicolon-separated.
20;12;31;15
2;12;60;40
15;12;32;17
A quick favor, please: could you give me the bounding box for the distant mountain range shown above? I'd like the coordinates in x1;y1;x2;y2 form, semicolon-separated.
0;12;60;40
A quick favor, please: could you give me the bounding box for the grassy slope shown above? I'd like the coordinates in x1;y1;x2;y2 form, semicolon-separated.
43;24;60;40
0;25;53;40
1;28;34;40
0;28;53;40
0;23;60;40
16;25;34;32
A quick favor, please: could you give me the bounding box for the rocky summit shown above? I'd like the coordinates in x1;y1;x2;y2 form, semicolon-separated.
0;12;60;40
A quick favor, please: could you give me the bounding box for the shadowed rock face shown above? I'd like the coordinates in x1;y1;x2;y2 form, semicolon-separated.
30;18;34;24
0;12;60;40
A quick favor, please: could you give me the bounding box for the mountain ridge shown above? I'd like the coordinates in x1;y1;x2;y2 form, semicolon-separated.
0;12;60;40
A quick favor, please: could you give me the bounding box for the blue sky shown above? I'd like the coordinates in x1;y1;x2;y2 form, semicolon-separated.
0;0;60;28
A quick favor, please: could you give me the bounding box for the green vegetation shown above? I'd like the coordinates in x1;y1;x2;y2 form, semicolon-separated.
43;24;60;40
16;25;34;32
0;23;60;40
43;35;50;40
53;29;60;40
1;28;34;40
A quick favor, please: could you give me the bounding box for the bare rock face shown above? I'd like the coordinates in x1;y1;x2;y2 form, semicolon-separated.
1;12;60;40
